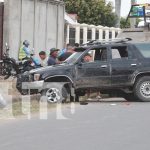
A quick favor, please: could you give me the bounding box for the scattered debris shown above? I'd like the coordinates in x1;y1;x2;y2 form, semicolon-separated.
124;102;131;106
110;103;117;106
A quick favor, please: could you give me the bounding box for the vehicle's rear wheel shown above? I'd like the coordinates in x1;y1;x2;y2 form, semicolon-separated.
42;85;68;103
134;76;150;102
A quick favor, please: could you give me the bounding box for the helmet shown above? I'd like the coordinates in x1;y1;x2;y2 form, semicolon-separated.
23;40;30;47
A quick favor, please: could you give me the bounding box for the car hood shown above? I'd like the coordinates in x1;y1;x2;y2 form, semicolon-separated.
29;63;72;74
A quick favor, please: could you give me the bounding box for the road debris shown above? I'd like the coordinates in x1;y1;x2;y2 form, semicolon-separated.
110;103;117;106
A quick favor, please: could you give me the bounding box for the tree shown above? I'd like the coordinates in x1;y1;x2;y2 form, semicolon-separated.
120;17;141;29
120;17;130;28
64;0;118;27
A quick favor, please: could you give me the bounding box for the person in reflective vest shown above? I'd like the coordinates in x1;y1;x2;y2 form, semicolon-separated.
19;40;41;67
19;40;31;60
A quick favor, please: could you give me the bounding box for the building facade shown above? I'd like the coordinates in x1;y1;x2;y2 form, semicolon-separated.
3;0;65;59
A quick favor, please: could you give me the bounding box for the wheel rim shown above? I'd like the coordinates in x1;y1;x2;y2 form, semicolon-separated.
46;88;61;103
140;81;150;98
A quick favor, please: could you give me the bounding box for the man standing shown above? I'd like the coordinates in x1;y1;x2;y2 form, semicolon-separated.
58;45;74;61
48;48;59;66
83;53;102;100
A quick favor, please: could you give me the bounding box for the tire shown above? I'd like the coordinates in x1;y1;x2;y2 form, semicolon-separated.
134;76;150;102
41;84;68;103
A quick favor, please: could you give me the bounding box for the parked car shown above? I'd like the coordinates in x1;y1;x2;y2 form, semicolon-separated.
16;38;150;102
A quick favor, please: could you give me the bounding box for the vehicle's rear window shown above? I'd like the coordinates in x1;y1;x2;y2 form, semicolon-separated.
135;43;150;58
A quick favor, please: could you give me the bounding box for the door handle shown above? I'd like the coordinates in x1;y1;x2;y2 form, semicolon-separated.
131;64;137;66
101;65;107;68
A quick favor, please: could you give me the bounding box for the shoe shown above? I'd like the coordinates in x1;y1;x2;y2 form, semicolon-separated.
80;101;88;105
87;98;92;101
96;96;102;99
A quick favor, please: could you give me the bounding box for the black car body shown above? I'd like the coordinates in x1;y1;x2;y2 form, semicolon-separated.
16;39;150;102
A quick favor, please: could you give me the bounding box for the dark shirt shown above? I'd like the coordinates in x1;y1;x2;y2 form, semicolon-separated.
58;52;72;61
48;56;57;66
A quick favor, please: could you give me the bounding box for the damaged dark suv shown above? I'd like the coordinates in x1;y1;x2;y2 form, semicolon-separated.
16;38;150;102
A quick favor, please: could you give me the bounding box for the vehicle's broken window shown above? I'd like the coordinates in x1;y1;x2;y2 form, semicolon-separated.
82;48;107;63
111;46;128;59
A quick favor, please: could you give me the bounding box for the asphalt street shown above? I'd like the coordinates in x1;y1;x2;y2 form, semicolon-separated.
0;99;150;150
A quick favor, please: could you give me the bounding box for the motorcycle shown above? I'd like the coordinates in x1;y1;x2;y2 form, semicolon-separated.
0;43;41;79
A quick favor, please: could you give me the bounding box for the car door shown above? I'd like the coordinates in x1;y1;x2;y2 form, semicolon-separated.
110;45;138;86
75;47;111;88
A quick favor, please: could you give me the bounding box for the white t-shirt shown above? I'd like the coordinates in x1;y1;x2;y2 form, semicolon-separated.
40;57;48;67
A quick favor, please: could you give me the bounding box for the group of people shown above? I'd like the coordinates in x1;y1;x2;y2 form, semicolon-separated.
18;40;101;100
19;40;79;67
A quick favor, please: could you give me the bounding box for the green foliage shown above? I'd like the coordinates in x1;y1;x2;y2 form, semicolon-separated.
136;18;141;25
120;17;141;28
120;17;130;28
64;0;117;27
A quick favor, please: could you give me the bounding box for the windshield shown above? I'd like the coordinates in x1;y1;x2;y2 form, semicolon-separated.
64;52;83;64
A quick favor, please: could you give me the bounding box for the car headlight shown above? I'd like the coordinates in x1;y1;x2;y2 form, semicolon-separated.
34;74;41;81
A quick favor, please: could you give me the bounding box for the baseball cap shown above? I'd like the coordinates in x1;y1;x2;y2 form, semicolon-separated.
50;48;59;55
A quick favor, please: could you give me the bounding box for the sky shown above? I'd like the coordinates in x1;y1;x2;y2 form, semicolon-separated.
107;0;150;17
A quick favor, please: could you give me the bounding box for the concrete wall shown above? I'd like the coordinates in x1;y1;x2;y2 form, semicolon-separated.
3;0;65;59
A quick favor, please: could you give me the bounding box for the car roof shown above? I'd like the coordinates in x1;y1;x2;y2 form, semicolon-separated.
74;44;129;52
74;38;149;52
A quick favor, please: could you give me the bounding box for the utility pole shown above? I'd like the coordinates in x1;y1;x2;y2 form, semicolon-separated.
130;0;137;28
115;0;121;28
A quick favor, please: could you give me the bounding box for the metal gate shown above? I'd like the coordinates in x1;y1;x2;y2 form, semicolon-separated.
0;2;3;60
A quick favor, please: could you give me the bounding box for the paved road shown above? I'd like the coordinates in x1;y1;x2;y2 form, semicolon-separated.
0;99;150;150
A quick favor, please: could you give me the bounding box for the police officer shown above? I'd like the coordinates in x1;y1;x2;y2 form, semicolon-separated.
19;40;31;60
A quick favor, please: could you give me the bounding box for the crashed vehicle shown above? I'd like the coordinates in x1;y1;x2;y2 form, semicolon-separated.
16;38;150;102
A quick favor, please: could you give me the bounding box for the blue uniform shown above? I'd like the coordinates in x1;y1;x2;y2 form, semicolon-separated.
23;46;31;58
48;56;57;66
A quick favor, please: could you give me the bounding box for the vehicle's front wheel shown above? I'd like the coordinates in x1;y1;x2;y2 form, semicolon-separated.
41;85;68;103
134;76;150;102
